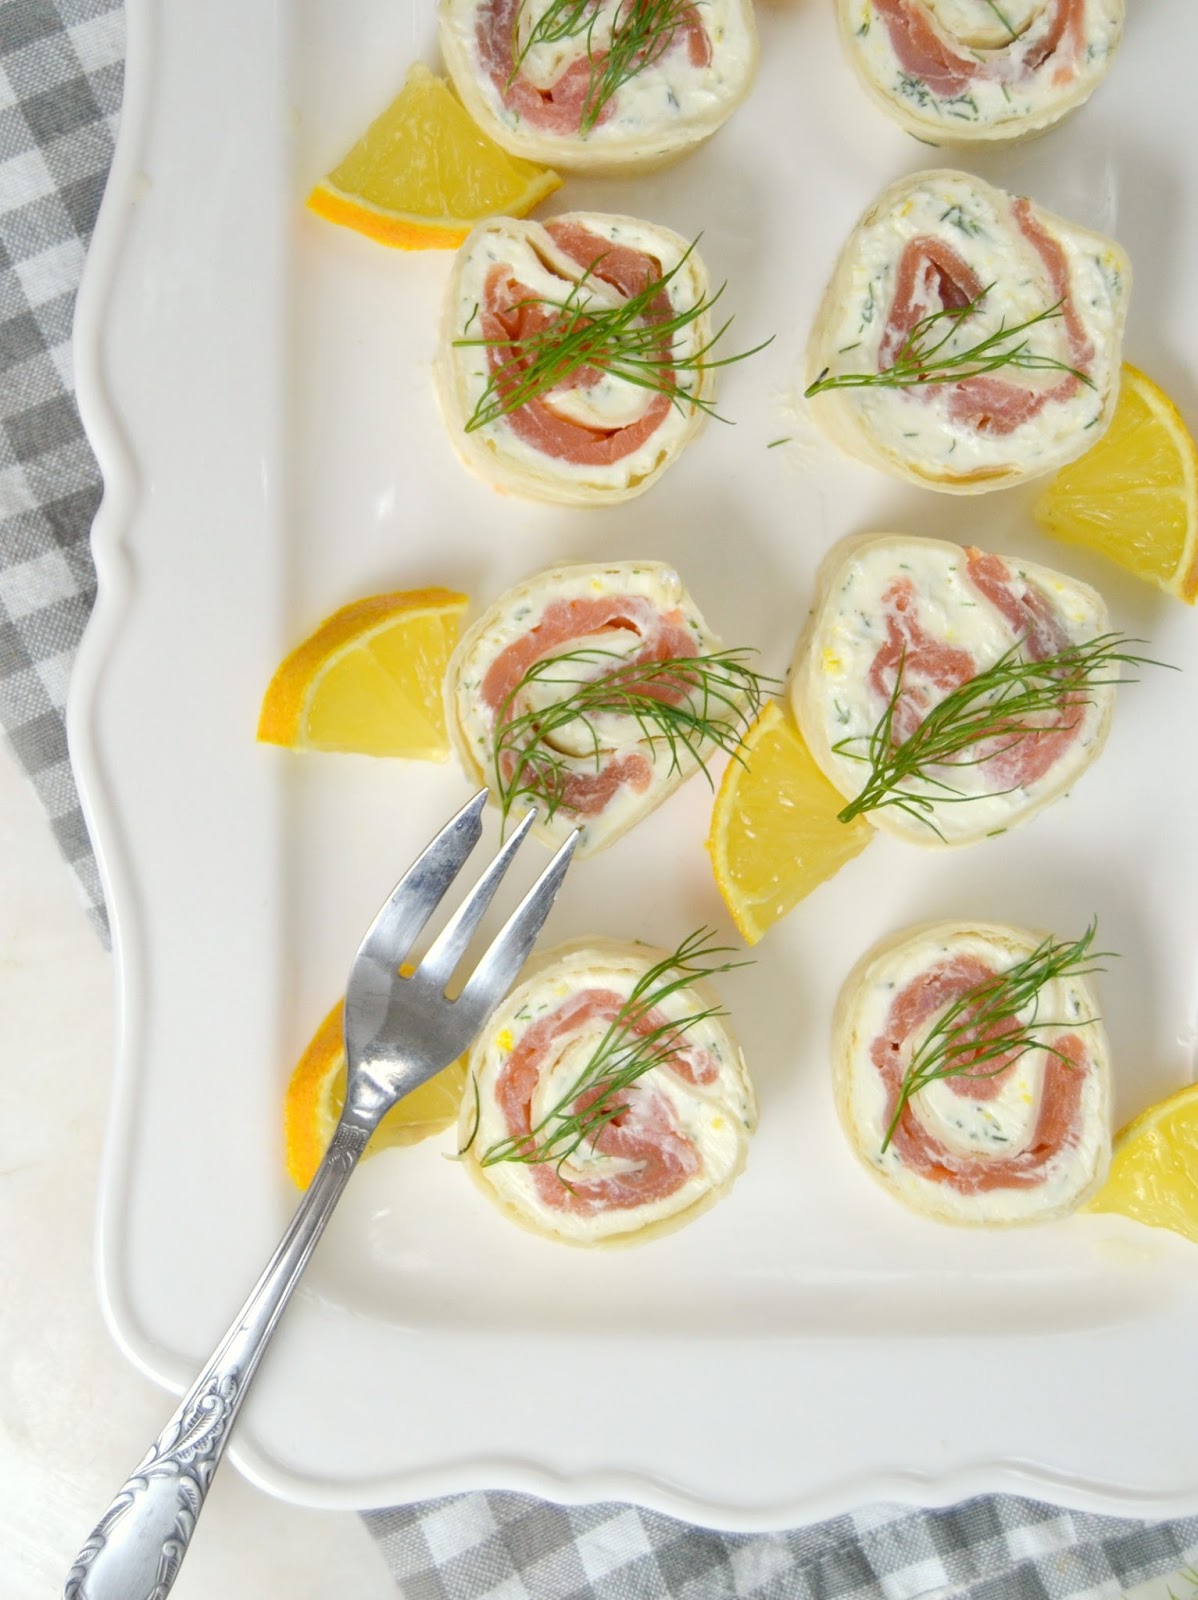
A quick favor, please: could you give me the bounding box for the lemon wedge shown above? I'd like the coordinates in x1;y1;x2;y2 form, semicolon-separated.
307;63;562;251
707;700;873;945
258;587;467;758
1034;364;1198;604
1086;1081;1198;1243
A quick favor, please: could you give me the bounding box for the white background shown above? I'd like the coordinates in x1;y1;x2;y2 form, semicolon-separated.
0;740;394;1599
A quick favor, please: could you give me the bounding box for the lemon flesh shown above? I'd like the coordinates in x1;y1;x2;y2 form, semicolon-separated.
258;588;468;759
284;1000;469;1189
302;609;460;757
1086;1083;1198;1243
1034;364;1198;604
309;64;561;248
708;701;874;945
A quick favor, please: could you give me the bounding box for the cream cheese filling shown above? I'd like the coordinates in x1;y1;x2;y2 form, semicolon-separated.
487;0;755;139
924;0;1042;44
799;538;1112;842
444;216;708;493
448;561;721;854
842;925;1109;1225
844;0;1122;132
815;174;1128;481
465;944;755;1243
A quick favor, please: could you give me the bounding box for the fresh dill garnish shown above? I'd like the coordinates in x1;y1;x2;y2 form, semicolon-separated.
455;241;771;432
881;920;1108;1153
476;928;746;1171
804;285;1092;398
510;0;698;133
493;645;775;829
510;0;593;71
834;633;1159;835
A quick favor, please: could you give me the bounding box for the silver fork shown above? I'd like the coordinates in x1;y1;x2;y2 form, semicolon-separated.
65;790;576;1600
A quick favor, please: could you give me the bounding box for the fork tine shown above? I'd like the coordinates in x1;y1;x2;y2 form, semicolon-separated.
416;806;539;991
352;788;488;979
455;828;580;1031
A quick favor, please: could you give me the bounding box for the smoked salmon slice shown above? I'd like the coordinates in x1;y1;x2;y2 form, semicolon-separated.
439;0;758;174
838;0;1122;146
474;0;710;139
790;534;1121;848
805;170;1130;495
445;561;759;857
435;213;717;506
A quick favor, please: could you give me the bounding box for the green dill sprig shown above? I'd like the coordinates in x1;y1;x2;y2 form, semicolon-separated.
804;285;1092;398
510;0;698;133
882;920;1109;1153
510;0;595;70
454;242;772;433
475;928;746;1171
493;645;775;829
834;633;1158;837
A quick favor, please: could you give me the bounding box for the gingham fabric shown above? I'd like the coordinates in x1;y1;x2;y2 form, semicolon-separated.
366;1496;1198;1600
0;0;118;934
3;3;1198;1596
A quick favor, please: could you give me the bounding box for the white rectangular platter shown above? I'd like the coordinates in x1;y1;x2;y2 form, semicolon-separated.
70;0;1198;1525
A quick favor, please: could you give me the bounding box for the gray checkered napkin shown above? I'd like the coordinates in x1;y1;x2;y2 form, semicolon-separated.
0;0;118;933
3;2;1197;1596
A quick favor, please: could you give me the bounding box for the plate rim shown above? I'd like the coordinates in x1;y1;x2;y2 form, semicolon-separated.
66;0;1198;1528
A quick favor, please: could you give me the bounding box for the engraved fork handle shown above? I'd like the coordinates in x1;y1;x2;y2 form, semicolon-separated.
65;1119;373;1600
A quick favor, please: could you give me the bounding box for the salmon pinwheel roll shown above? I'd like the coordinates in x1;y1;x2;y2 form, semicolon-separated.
458;935;756;1245
438;0;758;175
838;0;1123;145
436;213;725;506
790;535;1139;847
446;560;765;853
833;919;1112;1226
805;170;1130;493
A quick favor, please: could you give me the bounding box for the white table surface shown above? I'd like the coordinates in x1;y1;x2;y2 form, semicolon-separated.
0;737;397;1600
